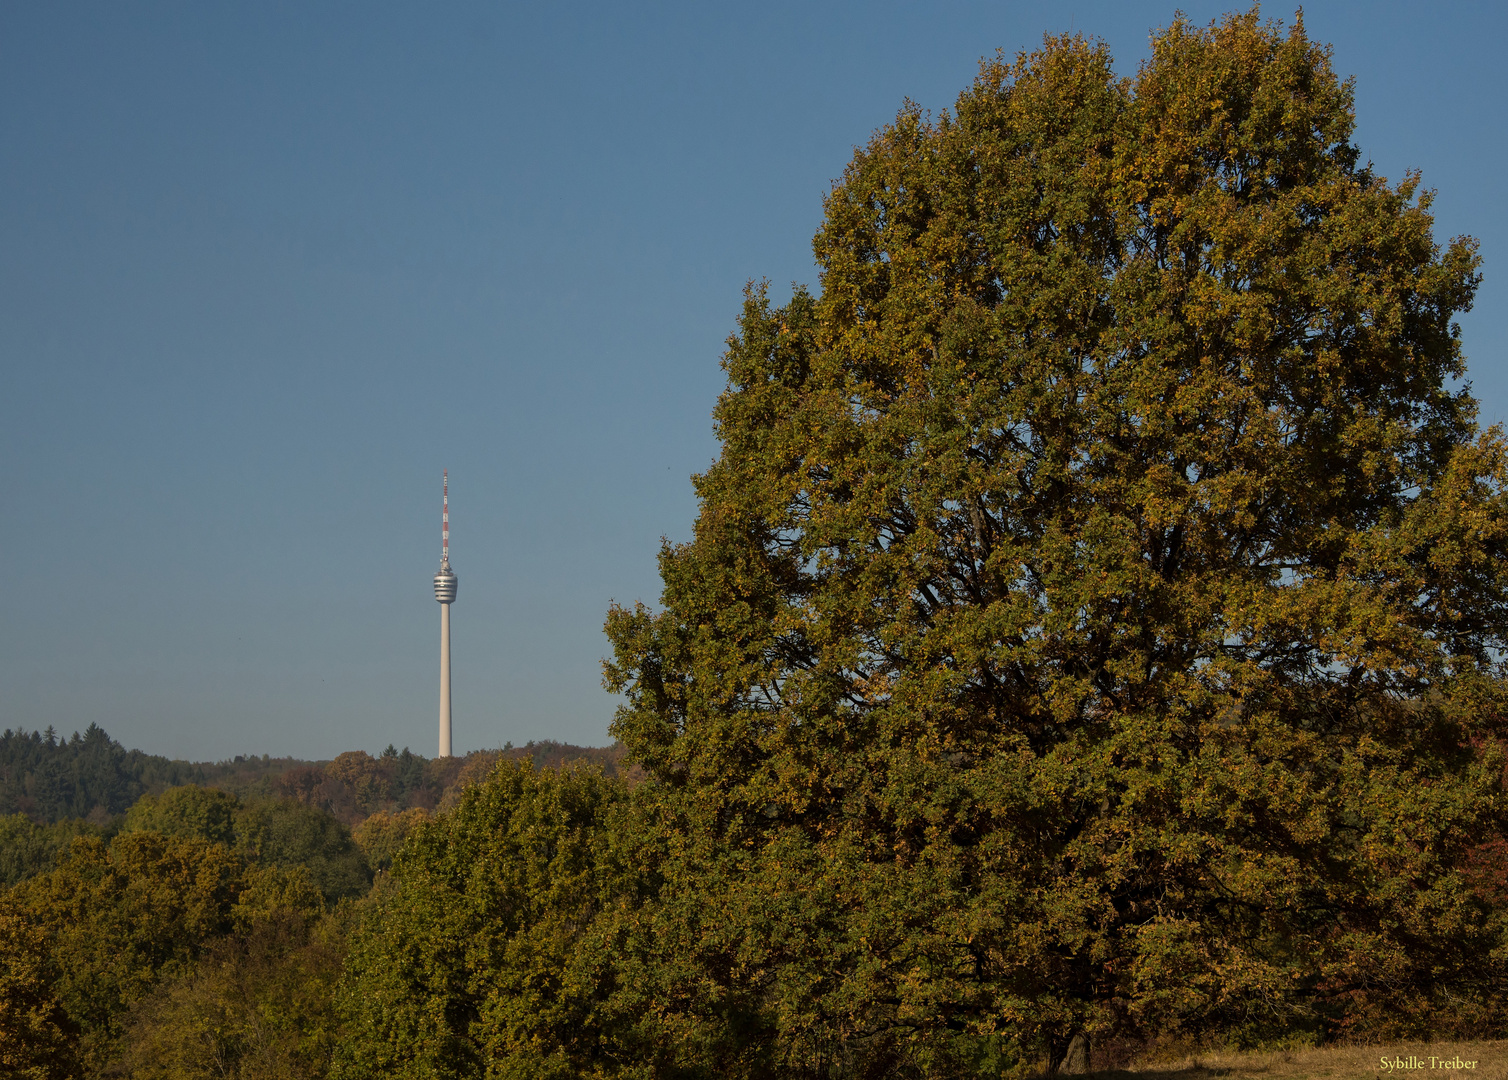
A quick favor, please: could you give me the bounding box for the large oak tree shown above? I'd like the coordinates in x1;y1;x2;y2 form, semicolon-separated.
604;10;1508;1076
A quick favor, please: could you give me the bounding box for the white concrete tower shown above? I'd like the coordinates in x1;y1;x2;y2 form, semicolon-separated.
433;470;458;757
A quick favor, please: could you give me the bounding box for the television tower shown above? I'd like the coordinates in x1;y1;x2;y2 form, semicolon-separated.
433;470;458;757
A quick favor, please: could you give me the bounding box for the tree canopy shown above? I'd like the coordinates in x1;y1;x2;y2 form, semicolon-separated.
0;831;324;1074
334;760;627;1080
604;9;1508;1075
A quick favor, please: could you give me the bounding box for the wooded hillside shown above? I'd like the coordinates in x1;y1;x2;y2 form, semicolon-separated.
0;724;628;826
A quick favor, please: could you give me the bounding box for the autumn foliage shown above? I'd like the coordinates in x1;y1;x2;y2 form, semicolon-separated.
5;9;1508;1079
599;8;1508;1076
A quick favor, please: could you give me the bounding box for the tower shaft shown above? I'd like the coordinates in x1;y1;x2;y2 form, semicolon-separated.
439;601;452;758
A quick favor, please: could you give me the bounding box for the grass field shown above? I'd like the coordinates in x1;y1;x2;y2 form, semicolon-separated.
1085;1042;1507;1080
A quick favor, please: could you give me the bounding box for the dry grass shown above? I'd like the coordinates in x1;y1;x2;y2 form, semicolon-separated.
1084;1041;1508;1080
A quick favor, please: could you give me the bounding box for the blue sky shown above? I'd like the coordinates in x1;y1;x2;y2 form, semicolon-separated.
2;1;1504;761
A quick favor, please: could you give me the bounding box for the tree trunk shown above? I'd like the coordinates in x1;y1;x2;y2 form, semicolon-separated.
1054;1032;1090;1075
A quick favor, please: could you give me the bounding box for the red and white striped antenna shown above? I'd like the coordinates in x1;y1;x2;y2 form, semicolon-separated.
442;469;450;567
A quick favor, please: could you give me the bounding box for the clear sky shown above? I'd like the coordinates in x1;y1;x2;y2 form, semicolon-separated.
2;2;1504;762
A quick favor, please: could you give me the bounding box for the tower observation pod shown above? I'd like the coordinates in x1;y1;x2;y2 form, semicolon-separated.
434;470;458;757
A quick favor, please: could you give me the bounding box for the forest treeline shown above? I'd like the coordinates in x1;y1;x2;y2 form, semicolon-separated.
5;753;1506;1078
0;742;634;1076
0;725;628;895
0;724;294;824
0;722;628;827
